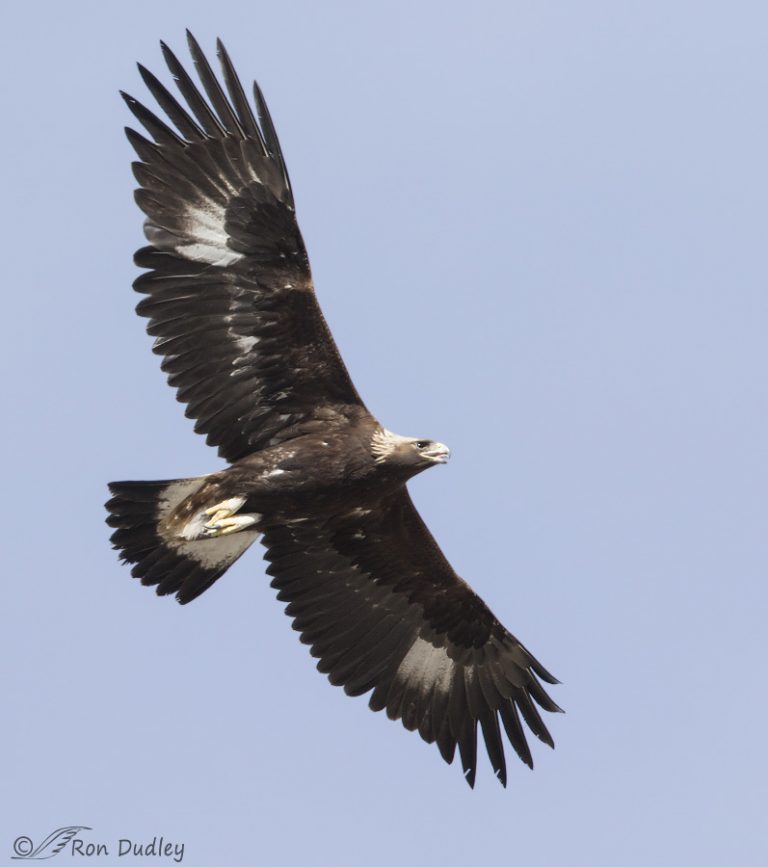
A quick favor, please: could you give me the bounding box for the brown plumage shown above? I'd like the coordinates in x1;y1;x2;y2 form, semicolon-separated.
106;32;562;788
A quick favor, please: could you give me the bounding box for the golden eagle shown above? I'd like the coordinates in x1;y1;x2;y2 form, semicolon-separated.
106;33;562;787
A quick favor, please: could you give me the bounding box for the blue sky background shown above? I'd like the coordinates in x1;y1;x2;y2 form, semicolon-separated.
3;1;767;865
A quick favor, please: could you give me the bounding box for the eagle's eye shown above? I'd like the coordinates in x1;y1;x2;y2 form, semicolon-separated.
415;440;429;449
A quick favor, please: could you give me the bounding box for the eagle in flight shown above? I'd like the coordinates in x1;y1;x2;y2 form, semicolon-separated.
106;32;562;787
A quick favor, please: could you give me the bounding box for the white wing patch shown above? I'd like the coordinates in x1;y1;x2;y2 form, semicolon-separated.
395;636;455;696
179;197;243;266
144;158;272;269
185;196;244;266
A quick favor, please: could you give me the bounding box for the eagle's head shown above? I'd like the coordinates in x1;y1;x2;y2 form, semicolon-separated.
370;428;450;471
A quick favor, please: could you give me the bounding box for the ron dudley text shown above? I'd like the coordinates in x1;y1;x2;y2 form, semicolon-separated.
71;837;184;862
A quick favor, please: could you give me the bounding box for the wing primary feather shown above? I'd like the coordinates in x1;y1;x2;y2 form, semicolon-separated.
447;665;466;739
215;38;263;143
527;675;565;713
523;646;561;685
124;126;160;162
121;92;184;146
185;30;244;137
160;40;224;137
463;665;485;720
137;63;205;141
477;663;501;709
479;712;507;787
400;681;425;733
416;684;438;743
498;702;533;769
434;717;457;765
430;673;452;750
457;719;478;789
517;691;555;749
252;80;292;194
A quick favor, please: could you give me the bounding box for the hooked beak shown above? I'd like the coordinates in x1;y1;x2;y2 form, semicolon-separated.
424;442;451;464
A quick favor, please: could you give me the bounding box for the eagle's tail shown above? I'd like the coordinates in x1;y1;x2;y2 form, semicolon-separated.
105;478;259;604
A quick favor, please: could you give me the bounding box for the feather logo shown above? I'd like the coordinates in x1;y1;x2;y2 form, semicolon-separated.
12;827;91;860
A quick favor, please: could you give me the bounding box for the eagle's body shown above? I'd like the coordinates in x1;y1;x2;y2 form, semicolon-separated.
107;33;562;787
171;420;430;532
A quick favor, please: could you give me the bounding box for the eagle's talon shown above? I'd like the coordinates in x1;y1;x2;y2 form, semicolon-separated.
200;514;259;538
202;497;247;526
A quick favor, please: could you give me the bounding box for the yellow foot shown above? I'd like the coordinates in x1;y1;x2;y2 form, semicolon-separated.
199;497;260;538
201;514;260;537
203;497;247;526
179;496;260;540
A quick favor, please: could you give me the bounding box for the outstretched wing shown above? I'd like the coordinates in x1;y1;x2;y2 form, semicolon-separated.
262;490;562;787
123;33;365;463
